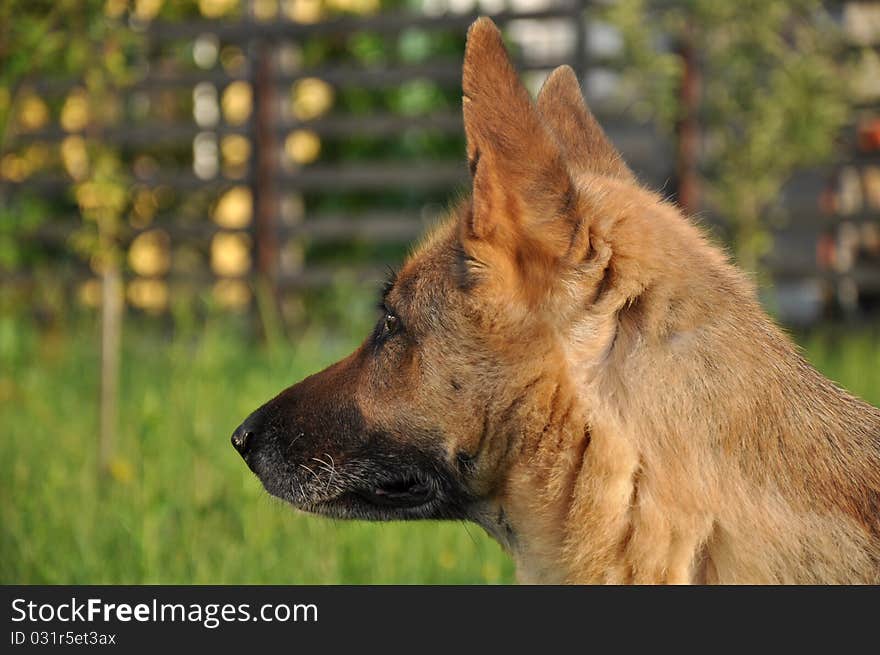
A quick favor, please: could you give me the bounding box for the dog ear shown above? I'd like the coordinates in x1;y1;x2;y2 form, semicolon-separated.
537;65;635;182
461;18;582;260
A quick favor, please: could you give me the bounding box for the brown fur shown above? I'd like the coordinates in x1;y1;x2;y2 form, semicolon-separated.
234;18;880;584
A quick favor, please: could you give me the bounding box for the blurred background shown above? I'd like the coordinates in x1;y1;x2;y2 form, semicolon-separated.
1;0;879;584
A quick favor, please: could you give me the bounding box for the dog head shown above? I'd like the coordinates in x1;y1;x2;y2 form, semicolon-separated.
232;17;684;536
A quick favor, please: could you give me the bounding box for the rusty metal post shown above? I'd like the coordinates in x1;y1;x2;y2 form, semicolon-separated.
253;45;279;295
572;0;588;84
253;43;278;294
675;24;701;215
249;1;283;342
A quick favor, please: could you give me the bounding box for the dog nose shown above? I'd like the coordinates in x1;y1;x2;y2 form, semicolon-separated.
231;422;254;458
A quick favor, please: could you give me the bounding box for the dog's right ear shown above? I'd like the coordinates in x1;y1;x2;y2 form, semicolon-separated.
537;65;635;182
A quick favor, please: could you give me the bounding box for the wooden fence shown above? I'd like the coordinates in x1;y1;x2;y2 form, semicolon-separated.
2;0;880;325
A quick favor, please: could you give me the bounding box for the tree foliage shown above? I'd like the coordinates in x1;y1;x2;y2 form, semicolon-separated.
607;0;850;269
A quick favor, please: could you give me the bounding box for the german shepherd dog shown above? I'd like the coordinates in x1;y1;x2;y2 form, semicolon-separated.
232;18;880;583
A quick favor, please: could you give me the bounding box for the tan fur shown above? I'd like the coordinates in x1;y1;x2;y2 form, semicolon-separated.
378;18;880;583
242;17;880;584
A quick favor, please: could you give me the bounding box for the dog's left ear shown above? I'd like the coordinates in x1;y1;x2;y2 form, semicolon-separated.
537;65;635;182
461;18;586;262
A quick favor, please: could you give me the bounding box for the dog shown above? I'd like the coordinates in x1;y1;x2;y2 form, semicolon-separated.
231;17;880;583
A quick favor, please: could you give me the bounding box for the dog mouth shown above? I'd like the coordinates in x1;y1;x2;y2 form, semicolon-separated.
299;479;439;521
353;476;434;508
304;471;462;521
245;437;468;520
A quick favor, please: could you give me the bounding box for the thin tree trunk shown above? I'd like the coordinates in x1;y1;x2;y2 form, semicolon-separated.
99;261;122;475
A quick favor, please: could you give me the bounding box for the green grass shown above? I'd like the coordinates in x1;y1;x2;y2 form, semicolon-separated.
1;315;878;584
0;315;513;584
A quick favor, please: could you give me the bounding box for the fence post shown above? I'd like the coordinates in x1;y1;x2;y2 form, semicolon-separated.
572;0;588;84
253;47;279;288
250;11;283;343
675;22;701;215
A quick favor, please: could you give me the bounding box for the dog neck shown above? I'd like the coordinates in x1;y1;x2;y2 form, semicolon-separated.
477;281;880;583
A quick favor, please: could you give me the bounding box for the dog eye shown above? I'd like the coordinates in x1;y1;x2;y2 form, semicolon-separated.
381;313;400;338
